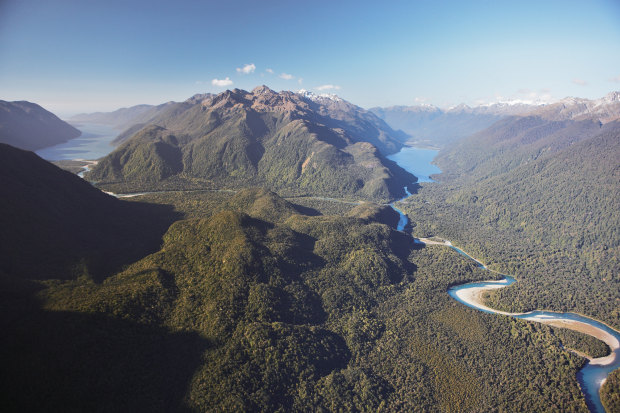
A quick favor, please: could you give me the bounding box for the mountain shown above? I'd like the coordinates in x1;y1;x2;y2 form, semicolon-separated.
69;101;182;131
371;92;620;148
0;143;176;281
435;98;620;182
296;89;410;152
86;86;415;202
530;91;620;123
0;101;81;151
370;102;533;147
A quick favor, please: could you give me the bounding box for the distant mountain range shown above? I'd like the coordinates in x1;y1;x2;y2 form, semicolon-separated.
86;86;415;202
70;101;180;132
370;91;620;147
0;100;81;151
435;91;620;181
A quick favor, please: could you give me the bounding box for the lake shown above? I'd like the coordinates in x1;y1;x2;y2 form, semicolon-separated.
35;123;119;161
387;146;442;183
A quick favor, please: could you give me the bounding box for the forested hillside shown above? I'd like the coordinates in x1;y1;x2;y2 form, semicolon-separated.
86;87;415;202
0;171;596;411
0;143;176;281
399;119;620;329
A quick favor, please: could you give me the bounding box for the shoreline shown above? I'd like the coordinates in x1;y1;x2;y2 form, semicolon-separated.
454;283;620;362
417;236;620;412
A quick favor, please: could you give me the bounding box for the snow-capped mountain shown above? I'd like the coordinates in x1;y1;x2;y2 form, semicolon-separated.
370;91;620;147
297;89;343;103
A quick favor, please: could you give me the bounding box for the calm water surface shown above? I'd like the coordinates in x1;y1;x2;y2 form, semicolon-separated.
36;123;119;161
388;146;441;231
387;146;441;183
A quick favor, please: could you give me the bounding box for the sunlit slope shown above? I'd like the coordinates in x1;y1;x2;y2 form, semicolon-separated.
87;87;415;202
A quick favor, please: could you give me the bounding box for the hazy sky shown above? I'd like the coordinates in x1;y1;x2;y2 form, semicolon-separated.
1;0;619;116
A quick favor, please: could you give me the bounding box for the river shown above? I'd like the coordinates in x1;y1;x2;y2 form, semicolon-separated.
387;146;440;231
387;145;620;413
446;253;620;413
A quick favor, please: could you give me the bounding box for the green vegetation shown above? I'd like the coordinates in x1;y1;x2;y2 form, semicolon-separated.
128;190;236;220
602;368;620;413
400;124;620;329
284;196;359;216
550;327;610;359
3;132;613;411
1;178;594;411
52;159;93;174
86;87;415;202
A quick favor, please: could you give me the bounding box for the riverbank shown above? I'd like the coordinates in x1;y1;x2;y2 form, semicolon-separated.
412;236;620;413
452;279;620;363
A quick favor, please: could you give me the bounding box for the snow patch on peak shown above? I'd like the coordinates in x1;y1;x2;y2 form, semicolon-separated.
297;89;343;103
603;91;620;103
487;99;549;107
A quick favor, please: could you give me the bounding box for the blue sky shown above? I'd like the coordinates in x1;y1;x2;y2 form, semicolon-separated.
1;0;619;116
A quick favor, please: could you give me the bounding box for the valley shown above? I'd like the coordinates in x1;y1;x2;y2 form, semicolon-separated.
3;2;620;411
0;89;618;412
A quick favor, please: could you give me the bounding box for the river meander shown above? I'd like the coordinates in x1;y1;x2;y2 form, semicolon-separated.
388;145;620;413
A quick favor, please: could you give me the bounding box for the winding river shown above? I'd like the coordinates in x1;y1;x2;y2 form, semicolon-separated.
444;252;620;413
389;146;620;413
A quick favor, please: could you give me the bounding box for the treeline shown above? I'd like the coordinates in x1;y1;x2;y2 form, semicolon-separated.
602;368;620;413
550;327;610;359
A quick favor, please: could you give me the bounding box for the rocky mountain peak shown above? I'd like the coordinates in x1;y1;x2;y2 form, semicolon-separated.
251;85;276;96
185;93;215;104
602;91;620;103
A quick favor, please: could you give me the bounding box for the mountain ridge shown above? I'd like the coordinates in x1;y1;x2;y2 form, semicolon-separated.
0;143;177;281
0;101;81;151
86;86;415;202
370;91;620;147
